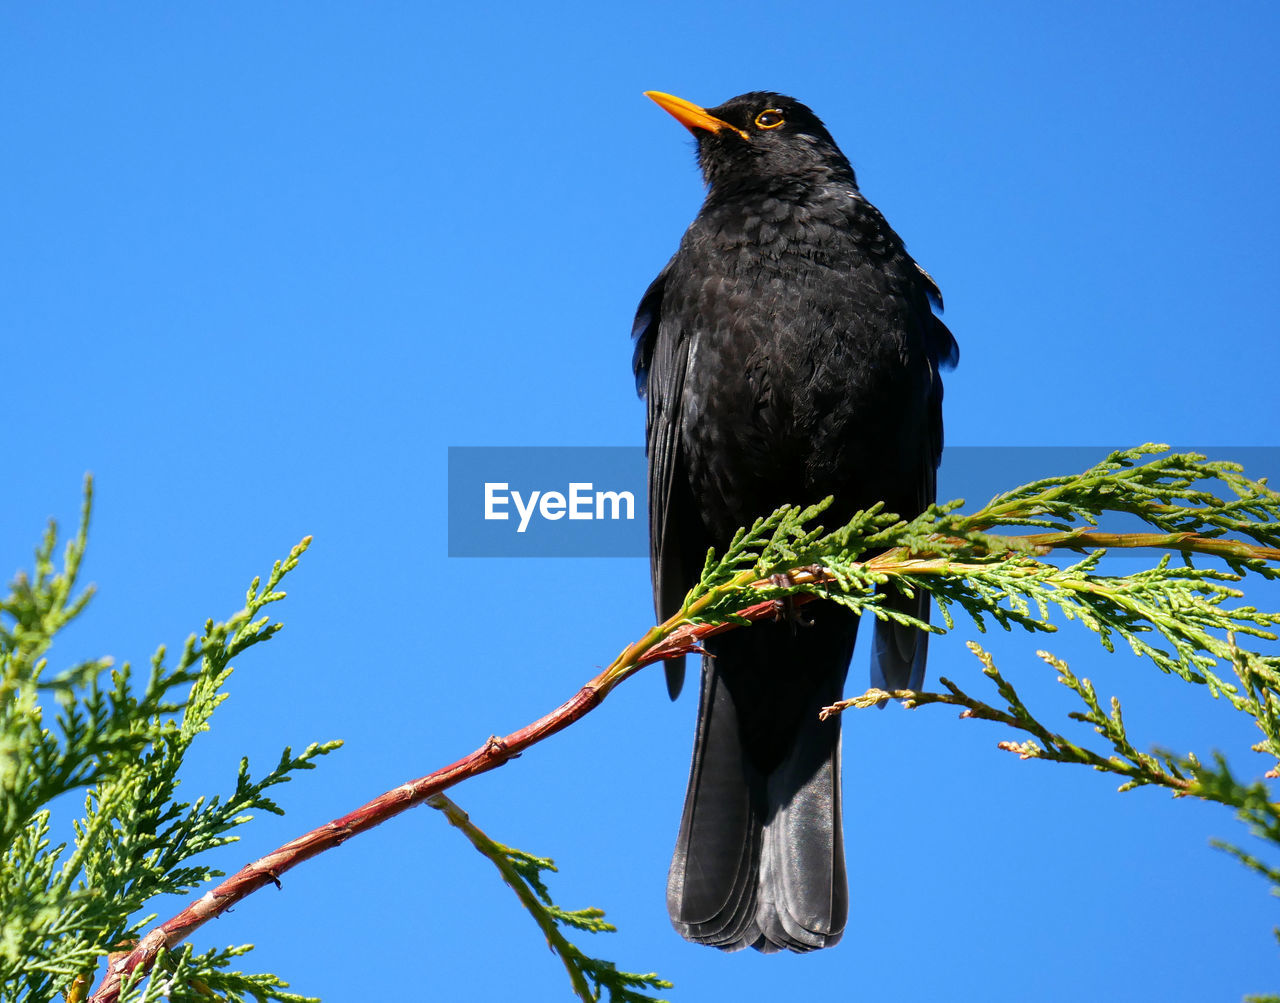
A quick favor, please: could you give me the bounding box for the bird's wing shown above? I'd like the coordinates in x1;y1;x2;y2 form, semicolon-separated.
633;262;700;699
870;287;957;693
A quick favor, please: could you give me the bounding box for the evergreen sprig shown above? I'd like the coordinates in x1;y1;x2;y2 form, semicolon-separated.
9;446;1279;1000
0;478;332;1003
646;446;1279;706
112;944;315;1003
428;794;671;1003
830;638;1280;967
599;445;1278;996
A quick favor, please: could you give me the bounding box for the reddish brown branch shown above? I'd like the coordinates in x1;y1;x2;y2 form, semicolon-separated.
89;529;1279;1000
87;584;810;1001
89;686;599;1000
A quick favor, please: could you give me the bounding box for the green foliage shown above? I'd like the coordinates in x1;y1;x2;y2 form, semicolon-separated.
595;445;1279;998
659;447;1279;724
838;636;1280;1000
5;446;1277;1001
681;447;1279;664
0;478;334;1002
429;794;672;1003
665;444;1279;998
114;945;313;1003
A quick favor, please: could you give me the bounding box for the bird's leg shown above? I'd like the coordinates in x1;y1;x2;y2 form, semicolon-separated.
768;572;816;630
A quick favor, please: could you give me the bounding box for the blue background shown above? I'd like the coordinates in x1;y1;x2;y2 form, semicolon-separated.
4;3;1279;1000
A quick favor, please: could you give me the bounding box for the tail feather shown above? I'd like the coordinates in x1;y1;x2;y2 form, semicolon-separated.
668;611;854;952
667;663;761;945
870;585;931;693
757;669;847;951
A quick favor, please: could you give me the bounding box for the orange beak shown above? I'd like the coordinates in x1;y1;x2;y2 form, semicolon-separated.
644;91;750;140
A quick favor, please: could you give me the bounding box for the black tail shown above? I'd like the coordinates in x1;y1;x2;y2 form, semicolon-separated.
666;606;856;952
870;584;930;693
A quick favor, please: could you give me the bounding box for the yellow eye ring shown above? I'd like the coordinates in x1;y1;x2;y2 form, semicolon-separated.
755;109;785;129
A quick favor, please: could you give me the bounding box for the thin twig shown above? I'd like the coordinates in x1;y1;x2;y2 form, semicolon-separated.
426;794;597;1002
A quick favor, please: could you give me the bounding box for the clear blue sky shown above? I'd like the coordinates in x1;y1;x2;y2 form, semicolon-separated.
4;3;1279;1000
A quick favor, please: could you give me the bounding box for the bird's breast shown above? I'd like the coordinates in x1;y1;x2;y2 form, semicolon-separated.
667;194;933;538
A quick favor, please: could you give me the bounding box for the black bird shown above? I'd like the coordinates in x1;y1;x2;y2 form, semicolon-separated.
633;91;957;953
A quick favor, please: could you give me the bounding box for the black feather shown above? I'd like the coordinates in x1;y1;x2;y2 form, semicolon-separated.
636;91;955;952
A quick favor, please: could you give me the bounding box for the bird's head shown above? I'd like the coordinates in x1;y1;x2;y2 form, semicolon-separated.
645;90;856;194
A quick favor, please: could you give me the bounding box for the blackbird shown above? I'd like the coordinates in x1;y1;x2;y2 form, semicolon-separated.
633;91;958;953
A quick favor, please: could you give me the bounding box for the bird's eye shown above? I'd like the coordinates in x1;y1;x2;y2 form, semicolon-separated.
754;110;785;129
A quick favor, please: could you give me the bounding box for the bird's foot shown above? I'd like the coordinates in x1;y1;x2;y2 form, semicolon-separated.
768;573;815;629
